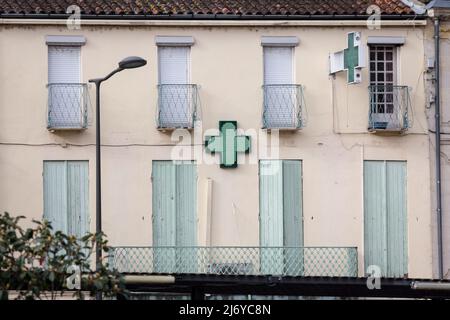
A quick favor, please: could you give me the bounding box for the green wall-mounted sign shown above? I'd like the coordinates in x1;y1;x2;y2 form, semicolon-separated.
205;121;251;169
329;32;366;84
344;33;361;84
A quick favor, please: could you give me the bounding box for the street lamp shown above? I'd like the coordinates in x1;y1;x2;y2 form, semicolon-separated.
88;56;147;297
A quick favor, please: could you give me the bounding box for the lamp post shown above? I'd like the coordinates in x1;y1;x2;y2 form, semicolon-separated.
89;56;147;299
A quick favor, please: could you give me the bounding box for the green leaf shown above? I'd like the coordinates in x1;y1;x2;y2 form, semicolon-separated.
48;271;55;282
94;280;103;290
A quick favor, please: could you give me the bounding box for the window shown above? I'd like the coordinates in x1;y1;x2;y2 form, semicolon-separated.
158;46;190;85
264;47;294;86
43;161;89;237
368;42;411;132
152;161;197;273
263;47;296;129
261;37;304;130
47;37;87;129
369;45;397;114
259;160;303;276
157;43;197;129
364;160;407;278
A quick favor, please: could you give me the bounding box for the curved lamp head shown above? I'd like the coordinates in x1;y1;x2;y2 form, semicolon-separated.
118;56;147;69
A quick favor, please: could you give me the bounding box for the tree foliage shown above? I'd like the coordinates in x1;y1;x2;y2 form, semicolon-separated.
0;212;125;300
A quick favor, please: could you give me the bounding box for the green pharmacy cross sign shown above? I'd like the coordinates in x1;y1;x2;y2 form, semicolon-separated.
329;32;366;84
344;33;361;83
205;121;251;169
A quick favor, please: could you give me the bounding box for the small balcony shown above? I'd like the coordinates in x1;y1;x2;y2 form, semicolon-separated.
47;83;89;130
157;84;199;130
368;85;411;132
109;246;358;277
262;85;306;130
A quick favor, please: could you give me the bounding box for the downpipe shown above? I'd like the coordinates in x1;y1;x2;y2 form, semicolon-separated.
434;17;444;280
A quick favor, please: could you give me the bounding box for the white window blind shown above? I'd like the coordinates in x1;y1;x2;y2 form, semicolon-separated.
158;46;189;85
264;47;293;85
48;46;81;84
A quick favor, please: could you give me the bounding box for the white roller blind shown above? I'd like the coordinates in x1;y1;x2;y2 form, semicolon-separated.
158;46;189;84
48;46;81;84
264;47;293;85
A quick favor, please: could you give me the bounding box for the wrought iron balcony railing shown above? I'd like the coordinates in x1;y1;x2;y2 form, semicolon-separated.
368;85;412;132
109;247;358;277
157;84;199;129
47;83;89;130
262;85;306;130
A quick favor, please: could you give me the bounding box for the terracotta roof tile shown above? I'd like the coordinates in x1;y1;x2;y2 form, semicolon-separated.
0;0;418;17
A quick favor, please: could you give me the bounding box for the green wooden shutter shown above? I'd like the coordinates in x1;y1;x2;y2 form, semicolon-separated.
152;161;177;272
282;160;303;276
44;161;89;238
175;162;197;247
260;160;303;275
67;161;89;238
44;161;68;233
260;161;284;275
364;161;407;278
386;161;408;277
260;160;284;248
152;161;197;273
175;161;197;273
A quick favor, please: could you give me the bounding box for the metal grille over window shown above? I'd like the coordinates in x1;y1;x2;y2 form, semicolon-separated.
368;46;411;132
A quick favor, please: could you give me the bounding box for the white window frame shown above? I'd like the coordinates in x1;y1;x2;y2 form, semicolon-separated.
369;45;398;115
369;45;398;87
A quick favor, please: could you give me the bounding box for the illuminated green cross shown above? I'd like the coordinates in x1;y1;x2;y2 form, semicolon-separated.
344;33;360;83
205;121;251;169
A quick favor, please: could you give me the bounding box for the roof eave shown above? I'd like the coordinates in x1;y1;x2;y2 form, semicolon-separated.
0;13;426;21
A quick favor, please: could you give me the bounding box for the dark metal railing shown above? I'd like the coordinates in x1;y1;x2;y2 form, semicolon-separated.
368;85;411;132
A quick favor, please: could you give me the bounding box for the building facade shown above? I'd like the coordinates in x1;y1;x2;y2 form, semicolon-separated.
0;0;441;288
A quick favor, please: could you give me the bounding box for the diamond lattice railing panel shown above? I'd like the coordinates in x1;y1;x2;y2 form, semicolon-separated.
47;83;89;129
368;85;411;131
109;247;358;277
157;84;199;129
262;85;306;129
